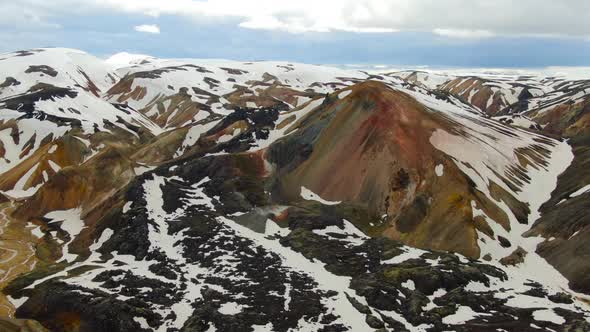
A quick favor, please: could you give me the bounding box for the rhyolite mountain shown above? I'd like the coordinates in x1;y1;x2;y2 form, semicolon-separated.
0;48;589;331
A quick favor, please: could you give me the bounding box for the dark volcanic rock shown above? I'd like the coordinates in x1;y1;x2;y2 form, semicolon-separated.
0;76;21;88
25;65;58;77
0;84;83;127
497;235;512;248
15;281;161;332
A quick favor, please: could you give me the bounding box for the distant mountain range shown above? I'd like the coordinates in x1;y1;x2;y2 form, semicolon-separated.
0;48;589;332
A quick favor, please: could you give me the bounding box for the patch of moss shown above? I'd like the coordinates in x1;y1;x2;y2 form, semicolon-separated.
430;305;457;318
447;193;464;207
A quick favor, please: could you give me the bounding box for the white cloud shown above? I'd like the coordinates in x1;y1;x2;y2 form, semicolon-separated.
433;29;495;39
134;24;160;34
0;2;62;30
5;0;590;37
86;0;590;37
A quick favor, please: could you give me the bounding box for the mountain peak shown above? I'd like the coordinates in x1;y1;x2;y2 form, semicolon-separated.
105;51;156;69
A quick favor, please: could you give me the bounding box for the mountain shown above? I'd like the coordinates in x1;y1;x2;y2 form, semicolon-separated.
394;68;590;298
0;48;162;199
106;52;157;69
518;85;590;295
391;71;549;115
0;48;589;331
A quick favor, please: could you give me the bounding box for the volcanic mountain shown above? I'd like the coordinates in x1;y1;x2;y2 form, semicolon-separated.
0;48;589;331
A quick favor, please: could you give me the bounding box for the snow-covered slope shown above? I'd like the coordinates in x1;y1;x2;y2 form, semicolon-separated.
105;52;156;69
105;57;366;130
390;70;549;115
387;70;451;90
0;48;118;98
0;48;162;199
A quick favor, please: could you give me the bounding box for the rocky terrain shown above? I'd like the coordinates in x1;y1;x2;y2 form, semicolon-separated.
0;48;589;331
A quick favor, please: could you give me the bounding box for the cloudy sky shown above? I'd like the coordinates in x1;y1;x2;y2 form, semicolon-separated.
2;0;590;67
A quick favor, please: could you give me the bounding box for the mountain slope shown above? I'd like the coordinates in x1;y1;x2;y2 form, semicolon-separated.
0;48;589;331
0;48;162;199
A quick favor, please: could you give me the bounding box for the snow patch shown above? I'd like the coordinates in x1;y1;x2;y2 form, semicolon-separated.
442;306;489;325
218;302;244;315
45;208;85;262
382;247;427;265
122;201;132;213
338;90;352;99
571;183;590;197
532;309;565;324
435;164;444;177
133;317;150;329
300;186;341;205
401;279;416;290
